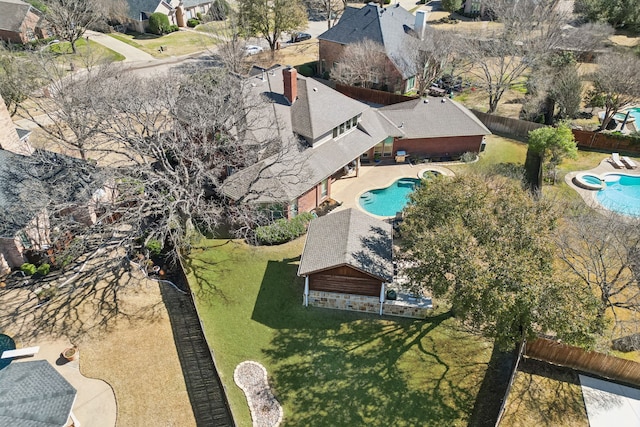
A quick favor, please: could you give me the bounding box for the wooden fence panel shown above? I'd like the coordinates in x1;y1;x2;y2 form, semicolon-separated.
525;338;640;386
470;110;544;138
334;84;418;106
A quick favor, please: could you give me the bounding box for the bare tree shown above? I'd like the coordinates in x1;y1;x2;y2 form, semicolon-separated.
409;30;465;96
462;0;568;113
238;0;308;52
556;210;640;336
588;53;640;131
0;45;46;116
304;0;346;29
332;39;391;89
42;0;103;54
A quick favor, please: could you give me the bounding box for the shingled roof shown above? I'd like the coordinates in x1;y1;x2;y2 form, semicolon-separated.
0;360;77;427
0;149;107;237
221;66;388;203
298;208;394;282
377;97;491;139
0;0;41;33
318;3;418;79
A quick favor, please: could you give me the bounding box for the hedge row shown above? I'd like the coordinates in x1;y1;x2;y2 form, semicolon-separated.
255;212;315;245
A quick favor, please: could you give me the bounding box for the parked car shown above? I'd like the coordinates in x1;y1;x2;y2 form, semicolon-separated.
244;45;264;55
290;32;312;43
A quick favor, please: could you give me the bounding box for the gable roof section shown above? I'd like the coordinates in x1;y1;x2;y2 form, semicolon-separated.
0;0;34;33
298;208;394;281
125;0;163;20
0;149;107;237
318;3;417;79
0;360;76;427
377;97;491;139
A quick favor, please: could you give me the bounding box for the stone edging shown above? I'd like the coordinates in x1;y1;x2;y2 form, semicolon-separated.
234;361;283;427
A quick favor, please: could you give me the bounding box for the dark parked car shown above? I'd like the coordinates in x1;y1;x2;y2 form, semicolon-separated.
290;32;312;43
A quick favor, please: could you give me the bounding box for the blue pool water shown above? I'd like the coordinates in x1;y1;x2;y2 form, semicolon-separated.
359;178;421;217
596;174;640;216
0;334;15;370
615;107;640;124
582;175;603;185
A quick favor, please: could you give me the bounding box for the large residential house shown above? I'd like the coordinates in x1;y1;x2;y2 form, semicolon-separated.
318;3;428;94
0;0;48;44
0;96;114;275
125;0;213;32
221;65;490;218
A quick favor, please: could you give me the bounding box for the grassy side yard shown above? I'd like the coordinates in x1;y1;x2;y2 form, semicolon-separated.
49;38;125;63
108;31;217;58
186;239;494;427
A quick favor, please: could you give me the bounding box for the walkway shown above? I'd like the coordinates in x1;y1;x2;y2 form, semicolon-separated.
85;30;156;62
160;285;235;426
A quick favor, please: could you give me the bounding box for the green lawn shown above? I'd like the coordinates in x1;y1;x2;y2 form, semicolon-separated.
186;239;494;427
48;38;125;62
108;30;218;58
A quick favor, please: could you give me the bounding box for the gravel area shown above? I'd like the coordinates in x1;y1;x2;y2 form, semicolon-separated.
234;361;283;427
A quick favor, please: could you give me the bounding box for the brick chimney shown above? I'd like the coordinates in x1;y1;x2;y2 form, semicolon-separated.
0;94;33;156
283;66;297;105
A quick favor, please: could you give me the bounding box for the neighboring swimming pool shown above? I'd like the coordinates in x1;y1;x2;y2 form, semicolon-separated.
587;174;640;216
359;178;421;217
0;334;16;370
615;107;640;124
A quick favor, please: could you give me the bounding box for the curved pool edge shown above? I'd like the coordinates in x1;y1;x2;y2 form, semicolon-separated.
567;167;640;218
356;175;420;219
574;172;605;190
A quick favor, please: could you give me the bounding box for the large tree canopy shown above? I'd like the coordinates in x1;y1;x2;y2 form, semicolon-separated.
400;173;603;350
524;123;577;192
238;0;307;52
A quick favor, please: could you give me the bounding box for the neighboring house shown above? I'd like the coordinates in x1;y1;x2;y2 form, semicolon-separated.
221;65;389;218
374;97;491;161
0;0;48;44
0;96;115;275
462;0;486;17
298;208;393;313
125;0;212;32
318;3;428;94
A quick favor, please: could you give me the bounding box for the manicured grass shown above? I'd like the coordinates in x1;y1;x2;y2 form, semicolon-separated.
186;239;494;427
48;38;125;62
108;31;218;58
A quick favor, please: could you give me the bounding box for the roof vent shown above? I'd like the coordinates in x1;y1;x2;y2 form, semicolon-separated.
441;98;446;103
424;99;428;103
313;87;318;92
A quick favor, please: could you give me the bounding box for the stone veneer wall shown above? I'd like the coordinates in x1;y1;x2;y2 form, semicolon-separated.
307;290;430;319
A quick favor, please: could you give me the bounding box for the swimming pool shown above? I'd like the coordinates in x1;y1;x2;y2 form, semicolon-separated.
596;174;640;216
359;178;421;217
615;107;640;124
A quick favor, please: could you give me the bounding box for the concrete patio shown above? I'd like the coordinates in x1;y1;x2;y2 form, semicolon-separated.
331;162;455;215
9;339;117;427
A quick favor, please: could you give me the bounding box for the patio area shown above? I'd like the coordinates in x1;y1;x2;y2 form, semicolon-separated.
331;162;455;213
2;338;116;427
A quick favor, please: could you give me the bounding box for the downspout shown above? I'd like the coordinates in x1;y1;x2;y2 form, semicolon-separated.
379;282;385;316
304;276;309;307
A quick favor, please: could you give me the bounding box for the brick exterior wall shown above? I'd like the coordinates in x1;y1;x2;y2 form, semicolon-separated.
294;177;334;215
319;40;407;94
394;135;484;159
0;9;44;44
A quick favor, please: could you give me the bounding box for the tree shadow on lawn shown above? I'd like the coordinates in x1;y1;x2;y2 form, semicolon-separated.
251;259;493;426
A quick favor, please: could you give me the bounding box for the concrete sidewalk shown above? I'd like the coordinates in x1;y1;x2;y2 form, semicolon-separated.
86;30;156;62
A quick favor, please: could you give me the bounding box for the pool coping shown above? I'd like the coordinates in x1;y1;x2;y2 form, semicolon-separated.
565;158;640;218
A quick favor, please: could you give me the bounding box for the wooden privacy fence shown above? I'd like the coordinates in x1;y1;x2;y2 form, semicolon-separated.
525;338;640;386
335;84;418;106
470;110;544;138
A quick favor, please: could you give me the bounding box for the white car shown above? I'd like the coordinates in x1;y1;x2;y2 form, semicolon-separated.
245;45;264;55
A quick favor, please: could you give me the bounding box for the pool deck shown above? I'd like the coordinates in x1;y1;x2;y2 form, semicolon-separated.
331;162;455;217
565;157;640;215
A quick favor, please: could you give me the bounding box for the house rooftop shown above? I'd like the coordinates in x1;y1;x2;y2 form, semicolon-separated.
318;3;418;79
0;149;107;237
221;66;389;203
298;208;394;282
377;97;491;139
0;360;76;427
0;0;38;33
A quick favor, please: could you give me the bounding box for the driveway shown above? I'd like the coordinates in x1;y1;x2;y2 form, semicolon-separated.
580;375;640;427
85;30;156;62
